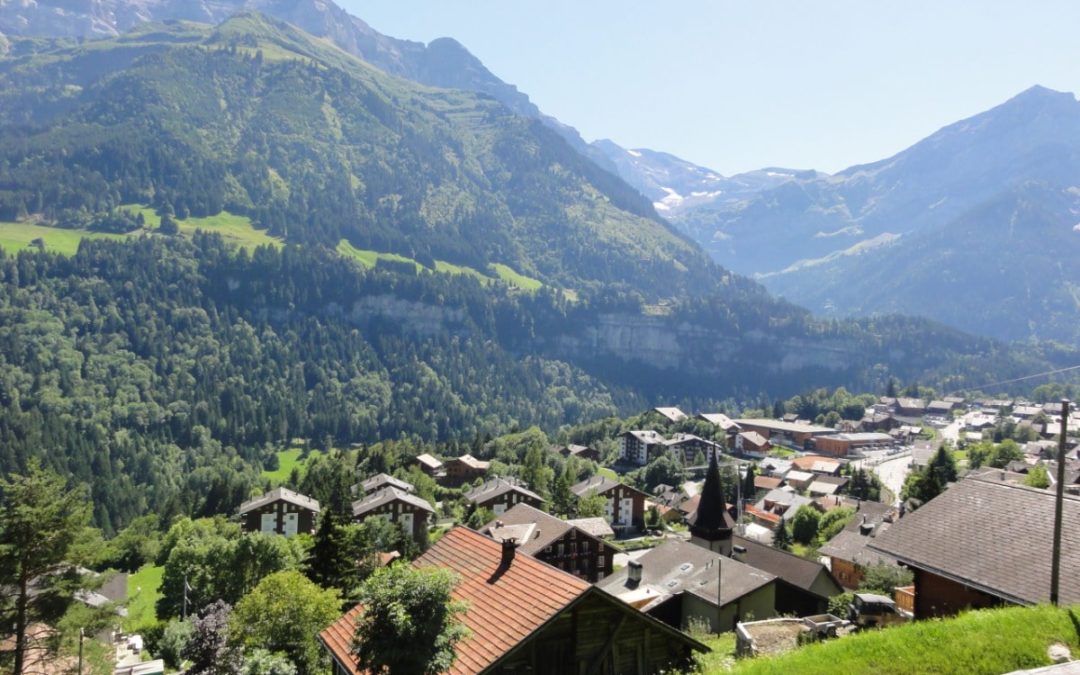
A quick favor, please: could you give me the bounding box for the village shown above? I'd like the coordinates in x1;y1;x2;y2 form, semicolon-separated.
69;394;1077;674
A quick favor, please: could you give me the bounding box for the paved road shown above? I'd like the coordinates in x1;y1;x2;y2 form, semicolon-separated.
870;455;912;506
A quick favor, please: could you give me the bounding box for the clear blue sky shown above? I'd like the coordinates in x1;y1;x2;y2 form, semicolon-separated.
341;1;1080;175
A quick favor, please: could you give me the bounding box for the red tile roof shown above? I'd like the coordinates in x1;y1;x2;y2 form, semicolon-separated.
319;526;591;675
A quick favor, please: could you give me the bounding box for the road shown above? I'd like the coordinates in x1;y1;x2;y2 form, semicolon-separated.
870;455;912;506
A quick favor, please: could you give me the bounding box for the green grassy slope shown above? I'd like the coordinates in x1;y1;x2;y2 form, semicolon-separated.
719;605;1080;675
125;564;164;631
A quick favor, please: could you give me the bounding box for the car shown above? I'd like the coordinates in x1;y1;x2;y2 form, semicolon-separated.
846;592;907;629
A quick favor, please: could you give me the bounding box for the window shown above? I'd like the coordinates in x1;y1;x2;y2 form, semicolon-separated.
598;555;605;567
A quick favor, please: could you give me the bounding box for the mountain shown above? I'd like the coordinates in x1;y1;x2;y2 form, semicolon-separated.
655;86;1080;343
0;14;710;297
0;0;619;173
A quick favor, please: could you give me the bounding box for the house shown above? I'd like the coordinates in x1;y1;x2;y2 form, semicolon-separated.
351;486;434;543
697;413;741;441
597;539;777;634
759;457;793;477
782;470;815;491
1012;405;1044;420
653;406;689;423
442;454;490;486
791;455;842;476
753;475;783;497
551;444;601;462
860;412;901;432
733;419;836;450
869;477;1080;618
754;489;816;525
464;477;544;516
731;536;843;616
895;398;926;417
358;473;414;495
734;431;770;456
414;453;445;477
238;487;320;536
664;433;724;465
565;517;616;540
808;475;849;497
926;400;956;416
812;433;893;457
320;527;706;675
619;430;665;466
571;475;649;530
817;502;899;590
481;504;619;582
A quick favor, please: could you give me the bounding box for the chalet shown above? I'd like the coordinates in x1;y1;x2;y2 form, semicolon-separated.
358;472;414;495
869;477;1080;618
817;502;899;590
759;457;792;477
619;430;665;466
782;470;815;491
697;413;741;440
442;454;490;486
551;444;601;462
860;412;901;432
565;517;616;540
943;396;966;406
754;489;815;525
414;453;445;478
734;430;770;456
752;475;783;497
894;398;926;417
321;527;706;674
1013;405;1045;419
464;476;544;516
571;475;649;530
664;433;724;465
238;487;320;536
653;406;688;423
812;432;892;457
733;419;835;450
731;536;843;615
351;486;434;544
926;400;956;416
597;539;776;634
791;455;842;475
808;475;849;497
481;504;619;582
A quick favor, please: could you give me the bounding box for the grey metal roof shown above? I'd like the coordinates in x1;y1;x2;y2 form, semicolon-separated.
597;539;775;609
566;517;616;539
464;476;542;504
351;486;434;517
360;473;414;494
732;536;841;598
869;477;1080;605
238;487;320;515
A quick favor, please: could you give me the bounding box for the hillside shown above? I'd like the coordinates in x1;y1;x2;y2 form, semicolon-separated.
0;14;710;298
649;86;1080;343
717;604;1080;675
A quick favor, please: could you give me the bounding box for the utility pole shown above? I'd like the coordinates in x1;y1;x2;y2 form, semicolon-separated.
1050;399;1069;606
78;628;84;675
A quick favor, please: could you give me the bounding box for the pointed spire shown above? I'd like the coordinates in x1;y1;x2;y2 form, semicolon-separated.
689;451;735;541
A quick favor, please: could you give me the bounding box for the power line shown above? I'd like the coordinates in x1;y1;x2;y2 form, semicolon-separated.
945;363;1080;397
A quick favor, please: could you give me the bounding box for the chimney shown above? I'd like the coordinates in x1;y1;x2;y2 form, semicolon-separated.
732;545;746;562
501;538;518;566
628;561;643;584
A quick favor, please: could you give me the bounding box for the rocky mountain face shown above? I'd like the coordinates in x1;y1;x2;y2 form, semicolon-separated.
612;86;1080;344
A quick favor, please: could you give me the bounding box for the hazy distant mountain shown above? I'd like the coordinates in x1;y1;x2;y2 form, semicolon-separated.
657;86;1080;343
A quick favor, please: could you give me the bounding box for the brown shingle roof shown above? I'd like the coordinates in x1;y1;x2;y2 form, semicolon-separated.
238;487;320;515
480;503;572;556
732;536;842;598
359;473;414;494
351;486;434;517
463;476;542;505
570;475;649;500
869;477;1080;605
319;527;592;675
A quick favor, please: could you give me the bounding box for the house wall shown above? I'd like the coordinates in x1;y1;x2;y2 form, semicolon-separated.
488;592;698;674
535;530;617;583
678;583;776;633
354;500;431;543
620;435;651;466
480;491;544;516
241;501;317;536
599;485;645;529
830;557;863;590
442;461;485;486
913;568;1006;619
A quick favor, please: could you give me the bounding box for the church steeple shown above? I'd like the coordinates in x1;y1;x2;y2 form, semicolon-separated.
689;450;735;555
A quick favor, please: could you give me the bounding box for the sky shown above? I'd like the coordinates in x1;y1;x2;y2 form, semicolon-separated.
339;1;1080;176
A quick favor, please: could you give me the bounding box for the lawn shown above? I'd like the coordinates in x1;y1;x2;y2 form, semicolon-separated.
261;447;321;485
695;632;737;673
597;467;619;481
723;604;1080;675
125;564;164;631
121;205;281;250
489;262;543;291
0;221;130;255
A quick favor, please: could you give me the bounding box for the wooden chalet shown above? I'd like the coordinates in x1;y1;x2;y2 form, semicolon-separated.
351;486;434;544
238;487;320;536
481;503;619;582
464;476;544;516
551;444;601;462
320;527;706;674
571;475;649;530
442;453;490;486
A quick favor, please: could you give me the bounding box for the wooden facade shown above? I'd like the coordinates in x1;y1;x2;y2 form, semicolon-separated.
534;528;617;583
352;488;433;544
912;568;1004;619
238;489;319;536
487;590;700;674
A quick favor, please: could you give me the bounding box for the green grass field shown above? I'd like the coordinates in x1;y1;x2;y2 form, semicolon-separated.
125;564;164;631
489;262;544;291
261;447;323;485
0;221;129;255
335;240;423;272
722;604;1080;675
121;205;281;249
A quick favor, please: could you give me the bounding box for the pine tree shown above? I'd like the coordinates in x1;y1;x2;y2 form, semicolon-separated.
772;523;793;551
